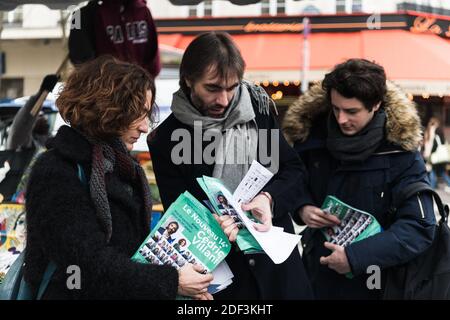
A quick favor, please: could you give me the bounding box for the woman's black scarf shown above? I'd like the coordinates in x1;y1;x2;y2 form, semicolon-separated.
326;109;386;163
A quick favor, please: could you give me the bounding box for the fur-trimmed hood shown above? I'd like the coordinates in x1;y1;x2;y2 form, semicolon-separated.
282;82;422;152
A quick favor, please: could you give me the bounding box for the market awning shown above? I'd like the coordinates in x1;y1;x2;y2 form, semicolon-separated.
158;29;450;95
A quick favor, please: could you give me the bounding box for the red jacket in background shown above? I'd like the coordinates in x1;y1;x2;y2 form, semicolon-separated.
69;0;161;78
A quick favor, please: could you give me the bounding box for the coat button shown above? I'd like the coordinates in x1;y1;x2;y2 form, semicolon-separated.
248;258;256;267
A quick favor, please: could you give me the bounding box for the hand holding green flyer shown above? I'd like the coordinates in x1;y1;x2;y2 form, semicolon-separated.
197;176;263;254
194;160;303;265
321;195;382;247
135;159;301;274
320;196;383;279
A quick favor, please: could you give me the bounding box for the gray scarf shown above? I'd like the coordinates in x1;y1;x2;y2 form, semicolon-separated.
172;81;270;191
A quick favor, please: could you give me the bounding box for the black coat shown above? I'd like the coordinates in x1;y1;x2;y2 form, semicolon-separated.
24;126;178;299
148;105;313;300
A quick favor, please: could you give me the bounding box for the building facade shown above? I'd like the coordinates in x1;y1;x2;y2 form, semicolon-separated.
150;0;450;18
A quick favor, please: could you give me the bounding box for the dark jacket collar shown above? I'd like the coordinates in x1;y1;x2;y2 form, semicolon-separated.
47;125;92;164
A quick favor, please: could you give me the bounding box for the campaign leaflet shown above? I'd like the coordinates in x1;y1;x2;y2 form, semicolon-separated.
197;176;263;253
132;191;233;294
321;195;382;247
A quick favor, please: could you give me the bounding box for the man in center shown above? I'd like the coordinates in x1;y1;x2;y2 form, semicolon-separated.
148;31;313;299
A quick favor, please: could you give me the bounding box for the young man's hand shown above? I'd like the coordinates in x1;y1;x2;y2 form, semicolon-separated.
319;242;351;274
298;205;340;228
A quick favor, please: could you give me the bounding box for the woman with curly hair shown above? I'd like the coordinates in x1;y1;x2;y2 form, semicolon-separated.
23;56;213;300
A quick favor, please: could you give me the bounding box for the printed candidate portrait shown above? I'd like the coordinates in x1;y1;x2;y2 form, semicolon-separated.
173;238;189;254
182;250;192;261
145;252;162;265
139;245;151;258
157;219;183;244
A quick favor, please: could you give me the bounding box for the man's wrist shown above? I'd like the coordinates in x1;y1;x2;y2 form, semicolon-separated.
296;204;312;226
259;191;274;218
259;191;272;205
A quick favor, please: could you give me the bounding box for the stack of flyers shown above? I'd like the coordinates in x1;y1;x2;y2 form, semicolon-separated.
132;191;233;295
209;260;234;294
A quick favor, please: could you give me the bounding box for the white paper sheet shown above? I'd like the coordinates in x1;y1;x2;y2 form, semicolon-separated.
233;160;274;205
209;260;234;294
222;179;300;265
233;198;300;265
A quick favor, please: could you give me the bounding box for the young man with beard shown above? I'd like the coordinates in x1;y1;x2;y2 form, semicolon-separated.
148;31;313;299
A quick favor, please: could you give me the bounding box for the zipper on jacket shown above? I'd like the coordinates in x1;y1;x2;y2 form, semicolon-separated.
416;194;425;219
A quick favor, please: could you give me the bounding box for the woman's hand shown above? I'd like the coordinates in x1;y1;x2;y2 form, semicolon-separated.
195;292;214;300
177;263;214;299
298;205;340;228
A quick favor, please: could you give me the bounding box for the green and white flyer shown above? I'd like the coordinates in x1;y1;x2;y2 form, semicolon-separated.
197;176;263;254
195;161;302;265
132;191;233;294
321;195;382;247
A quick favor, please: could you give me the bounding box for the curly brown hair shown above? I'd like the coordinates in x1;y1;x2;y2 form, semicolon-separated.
57;55;156;140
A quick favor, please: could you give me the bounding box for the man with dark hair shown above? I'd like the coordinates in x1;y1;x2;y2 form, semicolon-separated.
283;58;436;299
158;221;179;244
148;31;313;299
322;58;387;112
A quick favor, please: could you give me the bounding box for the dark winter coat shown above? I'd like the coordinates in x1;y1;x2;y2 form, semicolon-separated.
148;102;313;300
24;126;178;299
282;82;436;299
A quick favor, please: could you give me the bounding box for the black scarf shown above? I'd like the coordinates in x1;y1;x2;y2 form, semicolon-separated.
85;135;152;243
326;109;386;162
